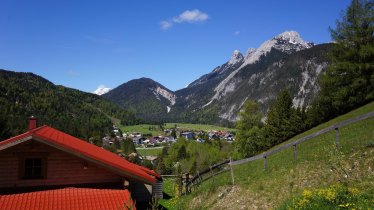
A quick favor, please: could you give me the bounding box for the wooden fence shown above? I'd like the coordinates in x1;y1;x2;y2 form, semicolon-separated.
184;111;374;193
182;159;230;194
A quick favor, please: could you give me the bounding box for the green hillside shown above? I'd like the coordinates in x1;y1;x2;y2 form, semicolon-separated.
0;69;141;141
163;101;374;209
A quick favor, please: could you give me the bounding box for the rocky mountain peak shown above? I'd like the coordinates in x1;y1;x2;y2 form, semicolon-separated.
240;30;313;67
228;50;244;65
244;48;256;60
273;30;314;50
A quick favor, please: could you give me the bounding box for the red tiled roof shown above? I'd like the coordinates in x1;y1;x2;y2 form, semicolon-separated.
0;188;135;210
0;126;159;184
139;165;161;179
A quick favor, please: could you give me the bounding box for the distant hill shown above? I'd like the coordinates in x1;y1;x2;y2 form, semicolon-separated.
102;77;176;123
0;69;141;141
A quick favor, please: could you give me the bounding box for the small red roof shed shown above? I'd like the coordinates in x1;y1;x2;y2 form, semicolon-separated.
0;125;160;185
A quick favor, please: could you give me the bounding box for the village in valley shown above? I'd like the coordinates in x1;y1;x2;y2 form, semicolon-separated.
102;124;235;158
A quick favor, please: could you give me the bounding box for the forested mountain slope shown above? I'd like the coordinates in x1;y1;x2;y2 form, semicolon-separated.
0;69;140;141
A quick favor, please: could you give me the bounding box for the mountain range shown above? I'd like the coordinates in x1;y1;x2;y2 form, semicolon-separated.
102;31;332;125
0;30;333;136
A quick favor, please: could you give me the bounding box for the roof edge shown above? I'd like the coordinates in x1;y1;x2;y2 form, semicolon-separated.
32;134;156;185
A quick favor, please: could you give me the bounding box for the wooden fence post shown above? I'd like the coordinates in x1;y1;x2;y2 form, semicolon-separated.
335;127;339;147
178;176;183;196
264;156;268;171
293;144;297;161
230;157;235;185
210;166;215;186
185;173;189;193
197;170;202;183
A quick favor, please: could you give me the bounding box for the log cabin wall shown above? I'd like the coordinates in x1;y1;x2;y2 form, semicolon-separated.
0;139;122;189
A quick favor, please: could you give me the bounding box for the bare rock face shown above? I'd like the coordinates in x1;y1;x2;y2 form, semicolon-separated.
104;31;332;125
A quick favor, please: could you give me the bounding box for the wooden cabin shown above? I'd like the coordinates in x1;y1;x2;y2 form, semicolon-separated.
0;117;162;209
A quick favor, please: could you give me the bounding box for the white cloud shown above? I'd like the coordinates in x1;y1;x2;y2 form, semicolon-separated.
234;31;240;36
174;9;209;23
160;20;173;30
160;9;209;30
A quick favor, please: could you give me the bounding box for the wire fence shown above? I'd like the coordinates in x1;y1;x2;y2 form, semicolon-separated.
183;111;374;194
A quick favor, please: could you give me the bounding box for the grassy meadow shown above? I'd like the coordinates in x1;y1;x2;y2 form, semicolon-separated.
165;123;236;132
136;147;163;156
160;101;374;209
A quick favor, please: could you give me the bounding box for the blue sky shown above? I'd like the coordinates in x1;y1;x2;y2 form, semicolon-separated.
1;0;350;92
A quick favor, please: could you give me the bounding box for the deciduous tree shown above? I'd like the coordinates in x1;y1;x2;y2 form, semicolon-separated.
235;100;264;157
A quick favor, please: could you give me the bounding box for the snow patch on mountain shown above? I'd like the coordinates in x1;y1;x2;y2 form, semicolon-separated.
152;86;176;105
94;85;111;95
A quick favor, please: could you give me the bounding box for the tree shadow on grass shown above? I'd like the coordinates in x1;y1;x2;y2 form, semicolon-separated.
162;192;172;200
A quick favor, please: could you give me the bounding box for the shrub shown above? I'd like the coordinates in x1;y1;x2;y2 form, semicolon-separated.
278;184;373;210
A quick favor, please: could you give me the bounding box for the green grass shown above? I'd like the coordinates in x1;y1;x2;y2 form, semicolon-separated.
277;184;373;210
119;124;164;136
159;178;179;209
136;147;163;156
164;101;374;209
119;123;236;137
165;123;236;132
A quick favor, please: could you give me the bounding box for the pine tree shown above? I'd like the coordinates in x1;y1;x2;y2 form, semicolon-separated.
291;107;307;134
155;157;166;174
161;146;169;157
121;138;136;155
0;112;11;141
316;0;374;121
264;89;295;147
171;128;177;139
189;159;197;174
177;145;187;160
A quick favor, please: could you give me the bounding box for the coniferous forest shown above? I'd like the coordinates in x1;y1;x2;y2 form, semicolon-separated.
0;70;142;141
